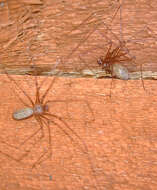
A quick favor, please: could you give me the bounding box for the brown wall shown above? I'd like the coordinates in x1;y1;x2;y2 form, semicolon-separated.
0;0;157;190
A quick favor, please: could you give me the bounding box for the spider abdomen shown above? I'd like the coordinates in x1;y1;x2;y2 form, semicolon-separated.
13;107;33;120
112;63;129;80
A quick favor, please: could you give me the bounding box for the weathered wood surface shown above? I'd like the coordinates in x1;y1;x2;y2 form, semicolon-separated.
0;0;157;75
1;64;157;79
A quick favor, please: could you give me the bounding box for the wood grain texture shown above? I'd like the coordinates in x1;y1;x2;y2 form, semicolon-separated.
0;0;157;75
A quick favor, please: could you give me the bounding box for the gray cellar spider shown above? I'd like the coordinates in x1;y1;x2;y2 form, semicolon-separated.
1;69;100;190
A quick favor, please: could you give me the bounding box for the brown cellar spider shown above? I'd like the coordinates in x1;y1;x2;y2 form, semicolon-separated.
1;69;100;190
97;42;131;80
70;2;146;97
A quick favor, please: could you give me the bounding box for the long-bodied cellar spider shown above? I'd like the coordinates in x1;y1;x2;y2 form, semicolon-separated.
0;68;100;189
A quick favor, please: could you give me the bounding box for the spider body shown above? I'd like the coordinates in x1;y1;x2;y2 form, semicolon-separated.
13;107;34;120
33;104;48;116
97;43;130;80
13;103;49;120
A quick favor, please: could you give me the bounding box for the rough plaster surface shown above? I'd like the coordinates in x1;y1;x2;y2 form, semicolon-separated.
0;74;157;190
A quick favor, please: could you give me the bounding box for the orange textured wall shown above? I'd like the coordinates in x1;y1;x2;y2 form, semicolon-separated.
0;0;157;190
0;75;157;190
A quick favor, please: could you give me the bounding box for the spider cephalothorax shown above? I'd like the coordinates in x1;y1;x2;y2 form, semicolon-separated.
33;104;48;115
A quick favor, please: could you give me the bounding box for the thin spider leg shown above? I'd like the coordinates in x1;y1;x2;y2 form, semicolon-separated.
10;116;45;163
79;54;94;72
40;76;58;104
32;114;83;168
40;115;52;160
102;19;138;60
5;71;34;107
0;139;31;164
35;75;40;104
110;51;124;63
11;84;30;107
45;99;68;104
110;46;121;59
119;0;124;42
43;113;95;165
0;139;21;150
0;129;34;163
45;99;95;122
107;44;121;62
0;150;22;163
44;113;87;154
32;148;49;169
36;60;61;95
115;56;131;63
68;3;120;38
101;19;133;59
17;116;46;164
140;60;146;91
115;50;128;58
113;46;121;57
1;115;44;155
64;21;103;63
68;11;99;33
19;117;44;147
105;42;113;60
106;48;117;62
115;47;128;59
115;51;131;63
108;46;130;64
110;4;121;25
32;114;78;168
0;141;32;164
31;115;62;168
67;6;116;37
42;113;100;190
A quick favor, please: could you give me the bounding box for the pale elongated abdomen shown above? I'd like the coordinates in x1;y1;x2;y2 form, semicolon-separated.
113;63;129;80
13;107;33;120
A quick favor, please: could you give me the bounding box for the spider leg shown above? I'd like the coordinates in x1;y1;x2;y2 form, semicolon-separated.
31;148;49;169
65;22;103;64
45;99;95;123
13;115;48;167
31;115;56;168
17;115;44;148
105;42;113;61
5;71;34;107
42;113;100;190
31;113;78;168
40;115;52;160
16;115;45;163
34;74;40;104
140;60;146;92
40;76;58;104
0;115;45;165
44;113;87;154
0;150;22;163
13;115;45;164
